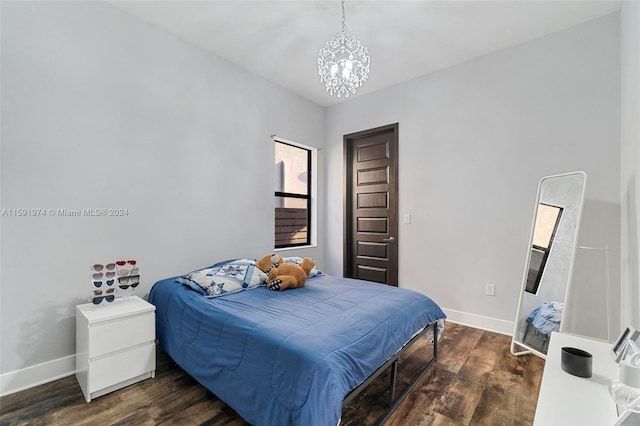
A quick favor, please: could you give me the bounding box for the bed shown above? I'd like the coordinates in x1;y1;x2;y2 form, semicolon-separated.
149;259;446;426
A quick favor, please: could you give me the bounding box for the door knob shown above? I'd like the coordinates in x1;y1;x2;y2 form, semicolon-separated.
383;237;395;243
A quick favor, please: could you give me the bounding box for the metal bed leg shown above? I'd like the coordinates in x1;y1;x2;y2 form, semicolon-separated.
388;360;398;406
433;321;438;360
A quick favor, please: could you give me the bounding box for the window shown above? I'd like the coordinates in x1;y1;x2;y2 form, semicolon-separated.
274;139;312;248
525;203;563;294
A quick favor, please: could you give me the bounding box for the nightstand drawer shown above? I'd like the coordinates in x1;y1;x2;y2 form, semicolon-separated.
90;342;155;392
89;312;154;358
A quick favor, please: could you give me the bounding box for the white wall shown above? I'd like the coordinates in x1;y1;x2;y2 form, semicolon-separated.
325;14;621;336
0;1;325;394
620;0;640;332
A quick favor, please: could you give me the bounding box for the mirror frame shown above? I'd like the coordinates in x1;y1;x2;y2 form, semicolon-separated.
510;171;587;358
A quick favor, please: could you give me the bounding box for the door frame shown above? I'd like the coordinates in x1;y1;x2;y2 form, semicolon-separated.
343;123;399;284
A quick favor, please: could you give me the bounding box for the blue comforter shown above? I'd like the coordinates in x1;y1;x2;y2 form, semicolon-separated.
149;273;445;426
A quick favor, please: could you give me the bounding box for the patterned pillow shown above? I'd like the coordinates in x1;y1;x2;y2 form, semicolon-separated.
177;259;267;297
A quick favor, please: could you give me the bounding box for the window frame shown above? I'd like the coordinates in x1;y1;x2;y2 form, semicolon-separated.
273;137;316;249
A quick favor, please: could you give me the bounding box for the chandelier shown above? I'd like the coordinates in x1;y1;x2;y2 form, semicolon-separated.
317;0;370;98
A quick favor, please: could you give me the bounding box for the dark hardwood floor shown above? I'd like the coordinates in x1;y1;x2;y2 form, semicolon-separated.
0;323;545;425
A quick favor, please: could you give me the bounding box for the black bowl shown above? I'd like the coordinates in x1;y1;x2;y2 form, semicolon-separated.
561;347;593;378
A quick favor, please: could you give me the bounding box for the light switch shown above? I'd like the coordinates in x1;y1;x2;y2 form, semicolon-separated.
403;214;411;224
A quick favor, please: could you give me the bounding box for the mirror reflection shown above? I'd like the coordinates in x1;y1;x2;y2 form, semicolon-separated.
511;171;587;357
525;203;563;294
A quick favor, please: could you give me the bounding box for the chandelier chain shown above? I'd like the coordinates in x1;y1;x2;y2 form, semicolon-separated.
341;0;346;33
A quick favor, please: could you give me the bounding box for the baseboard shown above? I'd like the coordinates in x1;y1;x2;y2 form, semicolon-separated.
0;354;76;397
442;308;515;336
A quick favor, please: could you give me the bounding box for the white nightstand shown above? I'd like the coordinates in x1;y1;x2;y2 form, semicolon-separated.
75;295;156;402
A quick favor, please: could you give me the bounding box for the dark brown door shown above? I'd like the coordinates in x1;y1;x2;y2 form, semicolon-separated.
344;123;398;286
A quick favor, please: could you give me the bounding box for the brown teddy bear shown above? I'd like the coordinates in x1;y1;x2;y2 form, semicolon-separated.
255;253;315;291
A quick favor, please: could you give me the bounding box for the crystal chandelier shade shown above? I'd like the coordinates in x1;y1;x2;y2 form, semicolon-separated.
317;0;370;98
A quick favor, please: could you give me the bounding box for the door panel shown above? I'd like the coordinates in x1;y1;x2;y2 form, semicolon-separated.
357;167;389;185
357;192;387;209
357;265;387;283
357;217;388;233
357;241;387;258
344;123;398;286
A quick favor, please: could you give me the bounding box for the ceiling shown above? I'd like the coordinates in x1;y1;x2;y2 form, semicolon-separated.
109;0;622;107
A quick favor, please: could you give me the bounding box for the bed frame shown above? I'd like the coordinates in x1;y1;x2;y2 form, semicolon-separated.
342;320;439;425
205;320;439;425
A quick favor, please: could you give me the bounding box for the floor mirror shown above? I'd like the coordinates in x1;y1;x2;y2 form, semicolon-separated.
511;171;587;358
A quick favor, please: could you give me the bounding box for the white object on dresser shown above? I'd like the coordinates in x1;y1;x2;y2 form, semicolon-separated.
534;331;619;425
75;295;156;402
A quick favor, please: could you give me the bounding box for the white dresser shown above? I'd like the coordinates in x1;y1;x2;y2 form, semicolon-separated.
75;295;156;402
534;332;619;425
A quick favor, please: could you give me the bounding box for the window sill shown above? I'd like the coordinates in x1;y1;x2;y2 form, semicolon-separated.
274;244;317;252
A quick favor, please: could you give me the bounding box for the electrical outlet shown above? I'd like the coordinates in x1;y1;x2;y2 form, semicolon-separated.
485;283;495;296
